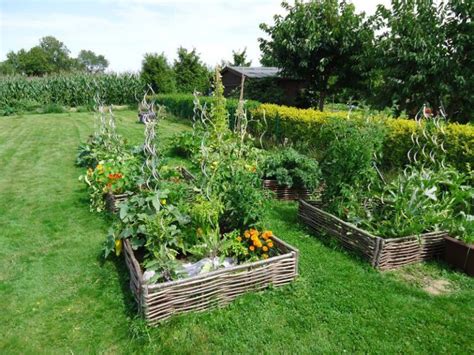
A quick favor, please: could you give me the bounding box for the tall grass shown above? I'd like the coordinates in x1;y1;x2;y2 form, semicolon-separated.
0;73;145;113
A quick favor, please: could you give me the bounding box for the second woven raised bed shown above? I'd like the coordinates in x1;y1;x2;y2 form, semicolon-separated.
263;179;311;201
298;200;447;270
123;236;299;326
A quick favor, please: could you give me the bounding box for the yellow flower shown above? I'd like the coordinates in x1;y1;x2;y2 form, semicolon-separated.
96;164;103;171
253;240;262;248
262;253;269;259
236;236;242;242
249;245;255;251
262;230;273;240
115;239;122;256
160;199;167;205
244;230;250;238
197;228;203;236
262;246;268;252
87;168;93;176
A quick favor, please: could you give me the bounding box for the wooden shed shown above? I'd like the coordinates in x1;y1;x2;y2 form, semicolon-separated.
221;66;306;106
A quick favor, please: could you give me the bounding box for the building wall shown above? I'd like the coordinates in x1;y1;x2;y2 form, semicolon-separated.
222;71;242;96
221;69;307;106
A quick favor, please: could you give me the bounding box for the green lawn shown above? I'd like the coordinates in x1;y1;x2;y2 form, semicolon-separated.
1;111;473;354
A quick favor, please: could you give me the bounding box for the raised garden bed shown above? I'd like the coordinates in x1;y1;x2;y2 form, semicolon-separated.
444;237;474;277
263;179;311;201
298;200;447;270
105;192;128;213
123;236;299;326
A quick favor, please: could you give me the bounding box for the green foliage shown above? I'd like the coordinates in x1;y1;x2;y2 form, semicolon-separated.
263;148;321;191
319;118;385;210
251;103;474;172
173;47;211;94
369;166;473;240
140;53;176;94
230;48;252;67
1;36;111;76
77;50;109;73
0;73;144;112
153;93;261;127
169;131;199;158
2;110;474;353
370;0;473;123
259;0;373;111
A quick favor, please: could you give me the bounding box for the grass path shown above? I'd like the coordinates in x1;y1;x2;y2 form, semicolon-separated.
1;111;473;354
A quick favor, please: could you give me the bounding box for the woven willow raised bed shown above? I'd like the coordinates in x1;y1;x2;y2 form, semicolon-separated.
263;179;311;201
298;200;447;270
123;236;299;325
105;192;128;213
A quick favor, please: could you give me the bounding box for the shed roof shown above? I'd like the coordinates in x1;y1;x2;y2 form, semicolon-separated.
223;66;281;79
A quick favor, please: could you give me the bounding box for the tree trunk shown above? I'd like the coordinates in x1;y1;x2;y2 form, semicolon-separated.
318;90;326;111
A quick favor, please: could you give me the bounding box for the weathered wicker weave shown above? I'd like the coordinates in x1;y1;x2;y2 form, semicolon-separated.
298;200;447;270
123;236;299;325
105;192;128;213
263;179;311;201
178;166;196;182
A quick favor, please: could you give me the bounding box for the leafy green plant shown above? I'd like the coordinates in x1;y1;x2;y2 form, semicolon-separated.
319;117;385;212
262;147;320;190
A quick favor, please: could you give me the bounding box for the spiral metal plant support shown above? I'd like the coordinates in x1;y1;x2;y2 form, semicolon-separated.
141;96;166;190
406;103;448;173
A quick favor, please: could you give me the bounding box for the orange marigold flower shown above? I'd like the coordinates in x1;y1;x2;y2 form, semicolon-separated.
262;246;268;252
244;231;250;238
249;245;255;251
262;230;273;240
267;241;274;248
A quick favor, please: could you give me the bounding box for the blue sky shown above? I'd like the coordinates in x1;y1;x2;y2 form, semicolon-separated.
0;0;390;72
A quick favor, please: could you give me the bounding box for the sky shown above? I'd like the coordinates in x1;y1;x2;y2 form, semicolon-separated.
0;0;391;72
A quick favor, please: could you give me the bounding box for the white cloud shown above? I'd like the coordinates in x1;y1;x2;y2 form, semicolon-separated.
1;0;390;72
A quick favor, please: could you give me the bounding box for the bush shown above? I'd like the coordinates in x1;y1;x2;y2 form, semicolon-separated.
262;148;321;191
251;104;474;172
153;94;261;129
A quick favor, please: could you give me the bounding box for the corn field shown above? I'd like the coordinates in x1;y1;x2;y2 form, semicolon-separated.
0;73;145;110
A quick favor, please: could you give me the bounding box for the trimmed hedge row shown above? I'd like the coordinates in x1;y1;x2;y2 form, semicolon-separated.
154;95;474;171
154;94;261;125
253;104;473;171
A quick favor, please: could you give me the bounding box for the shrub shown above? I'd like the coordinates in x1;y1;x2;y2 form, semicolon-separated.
319;117;385;213
251;104;474;172
153;93;261;129
262;148;321;191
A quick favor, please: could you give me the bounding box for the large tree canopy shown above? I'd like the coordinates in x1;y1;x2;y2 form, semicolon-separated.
173;47;211;94
141;53;176;94
259;0;372;111
77;50;109;73
0;36;110;77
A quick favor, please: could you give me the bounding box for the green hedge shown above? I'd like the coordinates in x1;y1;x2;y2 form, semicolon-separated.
153;95;473;171
0;73;145;113
153;94;261;128
252;104;474;172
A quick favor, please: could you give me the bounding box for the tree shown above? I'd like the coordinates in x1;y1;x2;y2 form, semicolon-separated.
443;0;473;123
19;47;52;76
371;1;450;117
173;47;211;94
231;48;252;67
77;50;109;73
141;53;176;93
259;0;372;111
38;36;73;72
